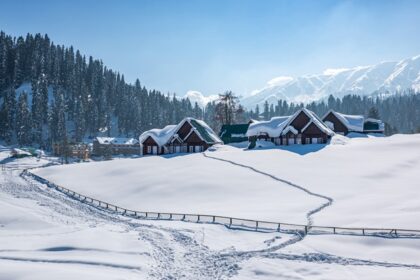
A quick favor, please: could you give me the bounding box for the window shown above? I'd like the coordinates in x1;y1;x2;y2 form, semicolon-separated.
306;138;311;144
194;145;202;152
318;138;323;144
312;138;318;144
296;137;302;144
147;146;152;154
189;146;194;153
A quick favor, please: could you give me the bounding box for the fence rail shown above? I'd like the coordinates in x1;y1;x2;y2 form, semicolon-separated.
23;170;420;238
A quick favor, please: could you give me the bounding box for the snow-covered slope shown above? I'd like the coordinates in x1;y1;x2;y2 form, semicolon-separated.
3;137;420;279
34;134;420;229
242;55;420;109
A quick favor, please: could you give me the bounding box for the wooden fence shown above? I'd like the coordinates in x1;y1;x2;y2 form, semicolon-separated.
23;170;420;238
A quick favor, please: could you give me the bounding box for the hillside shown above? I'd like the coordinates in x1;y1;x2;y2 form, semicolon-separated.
34;134;420;228
241;55;420;109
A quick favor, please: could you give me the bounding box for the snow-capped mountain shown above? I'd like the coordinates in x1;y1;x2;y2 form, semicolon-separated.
241;55;420;109
183;90;219;108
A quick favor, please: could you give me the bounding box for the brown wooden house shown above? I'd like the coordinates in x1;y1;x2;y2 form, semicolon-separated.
140;118;222;155
321;110;364;135
247;108;334;146
322;110;384;135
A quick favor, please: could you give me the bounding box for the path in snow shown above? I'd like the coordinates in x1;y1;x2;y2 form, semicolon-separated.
202;151;334;249
2;152;420;279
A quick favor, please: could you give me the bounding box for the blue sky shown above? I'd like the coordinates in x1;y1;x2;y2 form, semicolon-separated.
1;0;419;97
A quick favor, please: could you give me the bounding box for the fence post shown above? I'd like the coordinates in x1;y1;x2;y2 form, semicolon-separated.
229;218;232;227
213;216;215;223
333;227;336;234
304;226;308;234
169;214;172;220
256;221;258;231
362;229;365;235
146;212;148;218
197;215;200;222
182;214;185;220
157;213;160;219
277;223;281;232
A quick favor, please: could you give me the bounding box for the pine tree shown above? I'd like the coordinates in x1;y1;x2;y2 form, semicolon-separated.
16;92;31;145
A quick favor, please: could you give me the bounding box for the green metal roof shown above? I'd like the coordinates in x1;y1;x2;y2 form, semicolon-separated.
219;124;249;137
190;119;216;143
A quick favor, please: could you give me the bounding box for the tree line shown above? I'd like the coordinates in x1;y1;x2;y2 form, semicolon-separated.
1;31;419;149
0;31;204;148
249;92;420;135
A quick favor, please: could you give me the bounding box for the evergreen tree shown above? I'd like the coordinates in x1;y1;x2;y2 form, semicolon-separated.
16;92;31;145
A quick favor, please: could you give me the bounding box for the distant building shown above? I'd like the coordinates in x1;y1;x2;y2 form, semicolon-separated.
322;110;384;135
219;123;251;144
92;137;140;156
363;118;385;134
140;118;222;155
246;108;334;146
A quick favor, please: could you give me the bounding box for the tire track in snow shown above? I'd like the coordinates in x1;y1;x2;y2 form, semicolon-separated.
202;152;333;242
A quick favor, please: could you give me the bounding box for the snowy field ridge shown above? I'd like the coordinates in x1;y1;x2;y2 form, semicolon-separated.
2;134;420;279
26;166;420;237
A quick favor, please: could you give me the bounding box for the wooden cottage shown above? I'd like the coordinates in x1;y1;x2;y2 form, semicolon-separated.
92;137;140;156
247;108;334;146
140;118;222;155
322;110;384;135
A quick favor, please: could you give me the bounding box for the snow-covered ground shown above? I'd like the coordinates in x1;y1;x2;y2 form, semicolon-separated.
2;135;420;279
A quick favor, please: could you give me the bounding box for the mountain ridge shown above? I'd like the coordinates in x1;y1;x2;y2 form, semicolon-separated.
241;55;420;109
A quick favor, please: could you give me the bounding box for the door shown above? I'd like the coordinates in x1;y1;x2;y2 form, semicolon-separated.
194;145;202;153
312;138;318;144
152;146;158;154
288;138;295;145
175;146;181;153
188;146;194;153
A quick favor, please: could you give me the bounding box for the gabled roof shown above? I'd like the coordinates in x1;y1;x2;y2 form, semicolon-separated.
139;125;177;147
281;125;298;135
302;119;335;136
188;118;222;144
95;137;139;145
139;118;222;147
246;108;334;137
322;110;364;132
246;116;291;137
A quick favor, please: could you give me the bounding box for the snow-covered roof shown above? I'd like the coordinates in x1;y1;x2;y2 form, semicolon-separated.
281;126;298;135
95;137;139;145
139;118;222;147
246;116;291;137
139;125;178;147
190;118;223;144
247;108;334;137
284;108;334;136
323;110;364;132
